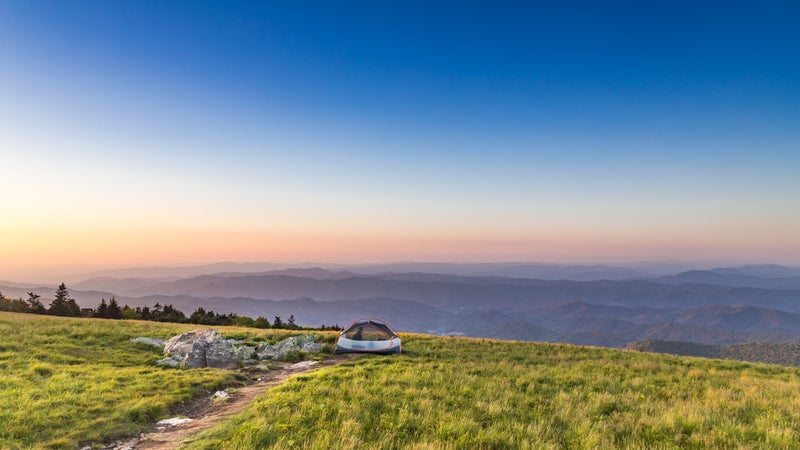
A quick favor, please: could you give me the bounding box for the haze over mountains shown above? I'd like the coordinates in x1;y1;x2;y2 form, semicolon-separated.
3;262;800;349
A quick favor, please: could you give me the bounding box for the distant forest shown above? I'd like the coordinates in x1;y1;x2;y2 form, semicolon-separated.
0;283;341;331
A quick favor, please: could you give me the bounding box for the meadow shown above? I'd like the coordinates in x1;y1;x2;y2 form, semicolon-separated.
4;311;800;449
186;334;800;449
0;312;331;449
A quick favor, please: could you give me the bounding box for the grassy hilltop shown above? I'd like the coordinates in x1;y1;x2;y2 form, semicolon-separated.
0;312;333;449
187;336;800;449
3;312;800;449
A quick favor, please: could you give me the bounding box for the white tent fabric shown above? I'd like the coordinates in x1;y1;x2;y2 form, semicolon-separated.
334;318;401;354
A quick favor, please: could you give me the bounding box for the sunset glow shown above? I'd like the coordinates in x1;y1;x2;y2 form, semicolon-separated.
1;2;798;280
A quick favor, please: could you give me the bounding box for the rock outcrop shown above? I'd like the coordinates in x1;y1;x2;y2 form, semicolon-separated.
154;330;323;369
163;329;238;369
257;334;316;360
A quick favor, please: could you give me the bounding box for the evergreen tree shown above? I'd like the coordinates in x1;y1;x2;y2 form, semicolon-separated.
26;292;46;314
65;298;82;317
107;297;122;319
95;298;108;318
287;314;298;329
152;302;163;318
49;283;72;316
273;315;283;329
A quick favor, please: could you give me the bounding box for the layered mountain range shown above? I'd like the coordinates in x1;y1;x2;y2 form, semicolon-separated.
3;263;800;348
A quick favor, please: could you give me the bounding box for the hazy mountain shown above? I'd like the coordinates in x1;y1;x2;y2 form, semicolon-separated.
70;269;357;296
712;264;800;278
79;261;658;282
341;262;650;280
71;276;181;294
107;272;800;312
628;339;800;367
656;270;800;290
81;262;342;280
8;264;800;349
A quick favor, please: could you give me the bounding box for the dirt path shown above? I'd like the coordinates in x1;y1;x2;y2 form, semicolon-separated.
111;356;357;450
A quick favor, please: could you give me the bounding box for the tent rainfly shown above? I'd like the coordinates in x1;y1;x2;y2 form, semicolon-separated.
334;318;401;354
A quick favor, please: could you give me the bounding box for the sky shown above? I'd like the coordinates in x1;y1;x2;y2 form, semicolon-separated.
1;1;799;280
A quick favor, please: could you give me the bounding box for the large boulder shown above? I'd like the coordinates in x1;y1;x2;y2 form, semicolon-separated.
205;336;238;369
163;329;237;369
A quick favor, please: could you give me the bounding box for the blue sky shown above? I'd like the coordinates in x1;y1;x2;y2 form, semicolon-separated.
1;1;799;274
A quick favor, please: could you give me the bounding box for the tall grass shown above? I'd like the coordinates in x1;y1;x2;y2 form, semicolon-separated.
186;334;800;449
0;312;331;449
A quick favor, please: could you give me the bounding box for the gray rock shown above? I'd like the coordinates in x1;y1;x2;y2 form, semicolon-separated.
162;329;237;369
292;334;315;347
156;417;193;426
302;342;322;353
255;341;277;360
182;339;208;369
234;345;256;360
164;330;206;359
256;335;316;360
205;337;237;369
131;337;166;348
211;390;229;401
155;357;180;368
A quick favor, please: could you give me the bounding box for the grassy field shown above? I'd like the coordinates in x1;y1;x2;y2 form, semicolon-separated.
186;334;800;449
0;312;333;449
4;311;800;449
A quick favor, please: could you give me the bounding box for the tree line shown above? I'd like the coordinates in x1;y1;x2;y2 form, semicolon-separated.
0;283;341;330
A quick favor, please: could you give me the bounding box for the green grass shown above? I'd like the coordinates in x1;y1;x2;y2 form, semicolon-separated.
0;312;333;449
5;311;800;449
185;334;800;449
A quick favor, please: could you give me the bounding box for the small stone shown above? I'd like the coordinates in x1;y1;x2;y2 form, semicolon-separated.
290;360;319;369
156;417;194;426
211;390;229;401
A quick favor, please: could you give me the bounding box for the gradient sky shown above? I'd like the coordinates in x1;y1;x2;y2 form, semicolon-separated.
1;1;799;279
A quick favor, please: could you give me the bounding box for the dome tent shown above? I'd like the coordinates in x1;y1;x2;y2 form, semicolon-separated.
334;318;401;354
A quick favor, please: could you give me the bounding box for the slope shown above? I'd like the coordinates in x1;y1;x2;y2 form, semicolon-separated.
184;335;800;449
